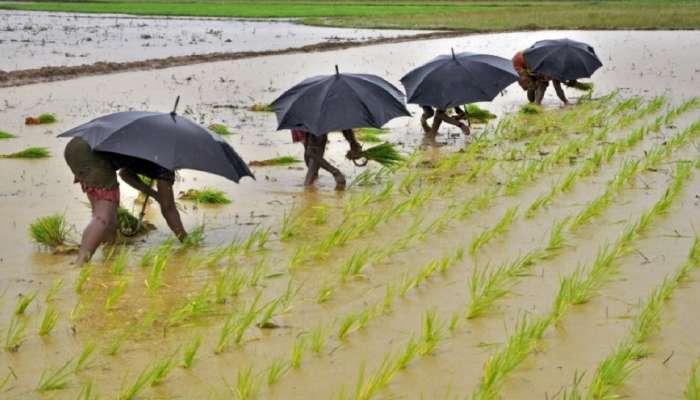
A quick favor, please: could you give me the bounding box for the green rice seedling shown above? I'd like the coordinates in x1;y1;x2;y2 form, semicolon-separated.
358;142;404;167
4;315;26;351
280;208;303;241
257;298;280;329
309;323;327;356
291;335;305;369
44;277;64;303
208;123;231;135
118;364;154;400
288;244;310;270
29;214;70;248
251;103;273;112
243;226;271;253
15;291;37;315
182;334;202;368
76;381;97;400
266;358;291;386
396;336;419;370
105;277;129;310
352;353;398;400
316;281;334;304
469;206;518;255
75;341;96;372
74;264;93;295
2;146;50;159
0;371;14;390
180;188;231;204
38;113;57;123
398;273;417;298
248;258;267;288
279;280;302;312
551;265;593;320
587;343;645;398
685;361;700;400
110;247;130;276
559;170;580;192
234;294;261;345
105;330;131;356
215;311;238;354
150;352;178;386
629;277;677;344
249;155;302;166
229;267;247;297
180;224;205;249
356;307;374;331
337;313;359;340
674;237;700;284
356;127;388;143
465;104;497;123
611;96;642;115
570;81;594;91
545;217;571;254
339;248;372;282
519;103;542;115
0;130;16;139
39;304;59;336
167;285;211;326
419;309;444;356
36;359;73;392
215;269;231;304
145;254;168;294
382;283;395;314
230;366;260;400
558;371;586;400
311;205;329;225
449;311;461;334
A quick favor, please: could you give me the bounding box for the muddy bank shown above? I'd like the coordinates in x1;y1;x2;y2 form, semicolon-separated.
0;31;461;88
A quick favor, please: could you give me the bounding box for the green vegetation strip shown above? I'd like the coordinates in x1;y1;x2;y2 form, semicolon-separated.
2;147;50;159
1;1;699;31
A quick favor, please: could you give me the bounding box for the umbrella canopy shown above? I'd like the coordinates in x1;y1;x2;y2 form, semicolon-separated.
401;50;518;110
270;66;410;136
523;38;603;81
59;111;254;183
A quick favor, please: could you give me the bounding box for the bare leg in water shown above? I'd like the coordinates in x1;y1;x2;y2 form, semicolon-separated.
304;134;346;190
431;109;470;136
76;198;118;267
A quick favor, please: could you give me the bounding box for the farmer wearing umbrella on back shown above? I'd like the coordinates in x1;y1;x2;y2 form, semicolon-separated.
513;38;603;106
61;100;253;266
272;66;409;190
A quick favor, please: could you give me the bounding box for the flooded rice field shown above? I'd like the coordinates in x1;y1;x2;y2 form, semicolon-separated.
2;26;700;399
0;10;429;71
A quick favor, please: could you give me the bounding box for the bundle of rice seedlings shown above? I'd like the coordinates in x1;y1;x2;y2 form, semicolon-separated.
569;81;594;91
179;188;231;204
248;156;302;167
2;147;50;159
357;142;404;167
250;103;273;112
0;130;16;139
117;207;155;236
208;123;232;135
520;104;543;115
356;128;388;143
29;214;71;248
464;104;497;123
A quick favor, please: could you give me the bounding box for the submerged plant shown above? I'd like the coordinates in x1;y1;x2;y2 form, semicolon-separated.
4;315;26;352
339;248;372;281
182;334;203;369
119;363;154;400
29;214;71;248
36;360;73;392
291;335;305;369
75;341;96;372
150;352;178;386
2;146;50;159
419;308;444;356
266;358;291;386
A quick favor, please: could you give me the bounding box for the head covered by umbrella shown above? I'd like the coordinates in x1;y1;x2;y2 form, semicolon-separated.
523;38;603;81
270;65;410;135
59;98;254;183
401;49;519;110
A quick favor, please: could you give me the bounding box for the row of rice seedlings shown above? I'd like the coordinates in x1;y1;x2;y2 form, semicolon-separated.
565;237;700;398
470;161;695;399
179;188;231;204
1;146;51;159
615;96;666;130
468;206;518;255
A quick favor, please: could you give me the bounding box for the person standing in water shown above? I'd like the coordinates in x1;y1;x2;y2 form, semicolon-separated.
420;105;470;136
64;137;187;266
291;128;362;190
512;50;571;106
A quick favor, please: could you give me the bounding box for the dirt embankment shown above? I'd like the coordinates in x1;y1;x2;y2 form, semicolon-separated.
0;31;463;88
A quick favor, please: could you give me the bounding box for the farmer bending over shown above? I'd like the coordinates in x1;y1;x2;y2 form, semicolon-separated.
64;137;187;266
420;105;470;136
512;50;572;106
292;128;362;190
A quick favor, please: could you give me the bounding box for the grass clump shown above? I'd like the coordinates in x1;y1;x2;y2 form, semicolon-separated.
39;113;57;124
36;360;73;392
464;104;497;123
4;315;27;352
0;130;16;139
179;188;231;204
248;155;302;166
519;103;542;115
29;213;71;248
359;142;404;167
250;103;273;112
39;305;59;336
208;123;232;135
2;146;50;159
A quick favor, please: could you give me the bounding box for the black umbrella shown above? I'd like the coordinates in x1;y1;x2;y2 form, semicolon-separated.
270;66;410;135
58;99;253;183
401;49;518;110
523;38;603;81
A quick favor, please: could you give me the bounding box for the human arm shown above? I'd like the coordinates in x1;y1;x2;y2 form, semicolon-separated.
155;179;187;241
553;80;569;105
119;168;158;198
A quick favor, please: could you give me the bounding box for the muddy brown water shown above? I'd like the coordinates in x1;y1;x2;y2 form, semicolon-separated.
1;29;700;399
